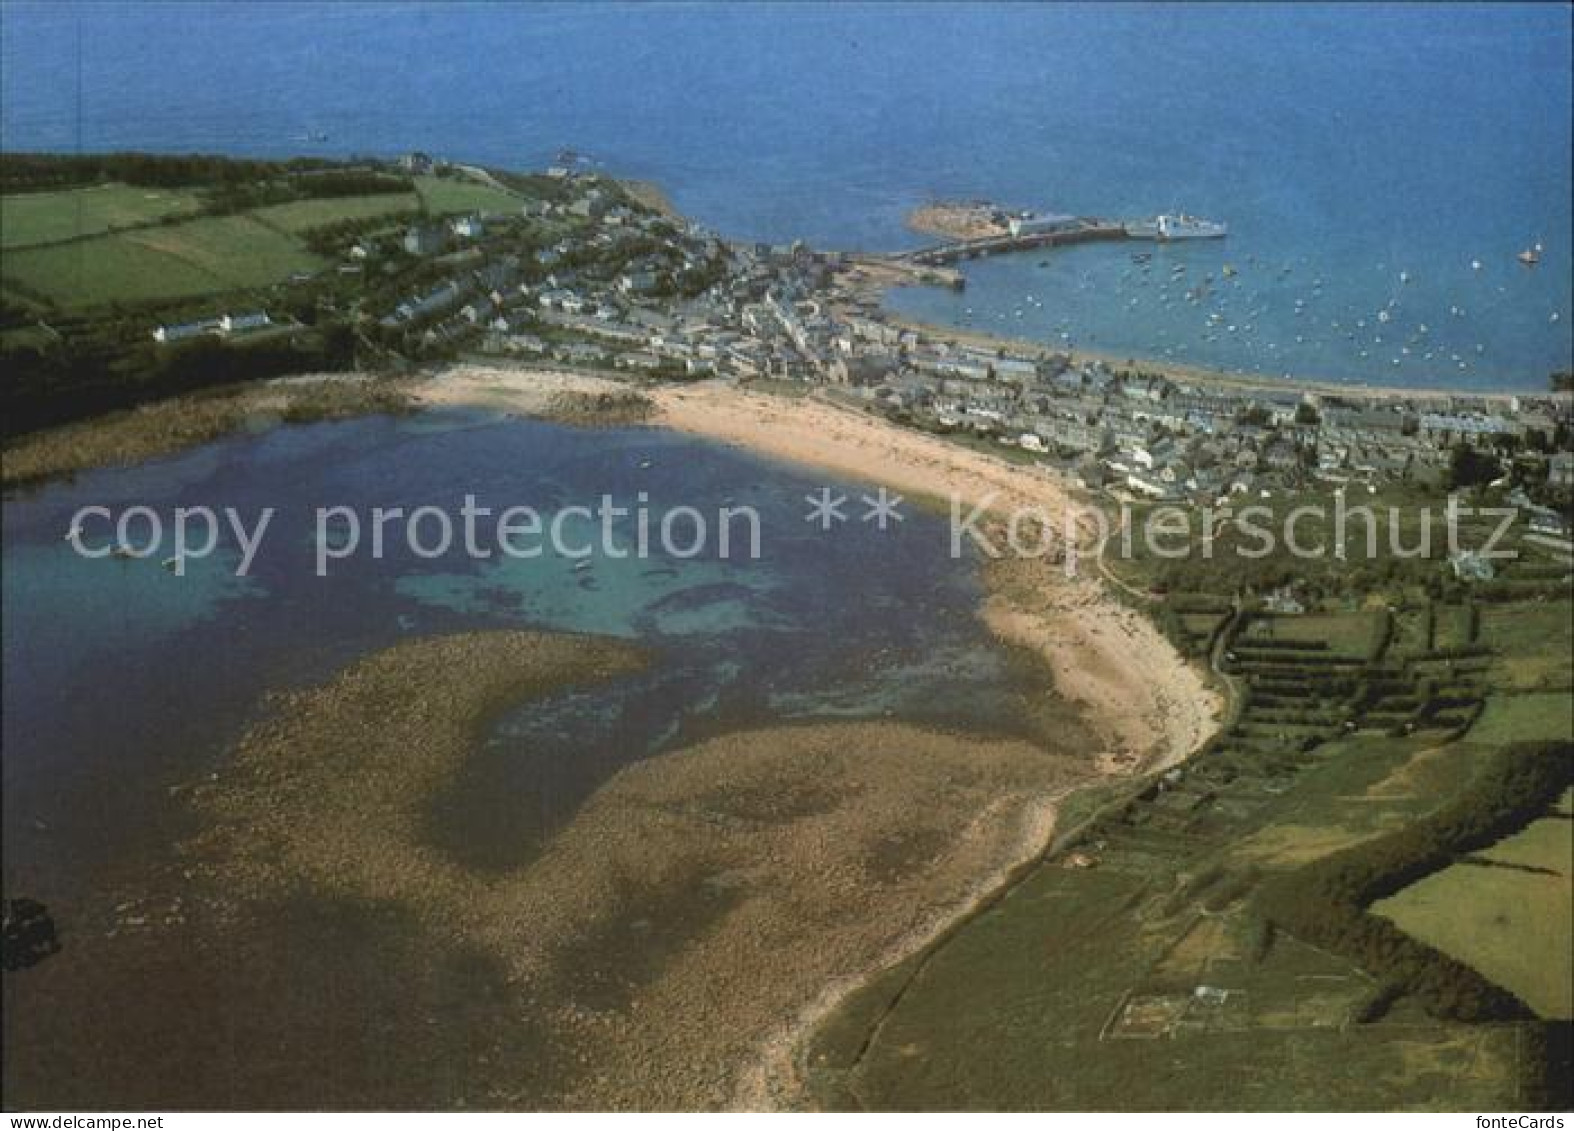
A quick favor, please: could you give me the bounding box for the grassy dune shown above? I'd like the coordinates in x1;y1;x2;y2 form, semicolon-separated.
807;581;1571;1109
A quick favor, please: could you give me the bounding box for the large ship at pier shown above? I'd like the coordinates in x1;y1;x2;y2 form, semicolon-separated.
1152;212;1228;240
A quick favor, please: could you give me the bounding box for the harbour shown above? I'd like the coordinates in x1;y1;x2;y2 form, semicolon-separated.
902;212;1226;268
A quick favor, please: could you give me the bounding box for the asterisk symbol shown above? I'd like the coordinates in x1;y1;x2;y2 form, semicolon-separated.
862;487;905;530
804;487;848;530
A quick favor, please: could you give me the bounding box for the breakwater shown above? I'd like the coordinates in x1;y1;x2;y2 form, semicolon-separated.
903;220;1132;267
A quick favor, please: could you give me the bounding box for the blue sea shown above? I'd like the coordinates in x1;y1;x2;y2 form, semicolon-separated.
1;1;1569;390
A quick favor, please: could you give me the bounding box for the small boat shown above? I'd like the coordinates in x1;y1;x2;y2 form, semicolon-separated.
111;545;137;560
638;458;653;470
573;558;593;572
1471;259;1482;271
161;557;179;572
1518;248;1540;266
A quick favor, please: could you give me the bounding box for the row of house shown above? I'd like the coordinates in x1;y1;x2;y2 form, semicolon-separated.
151;311;272;344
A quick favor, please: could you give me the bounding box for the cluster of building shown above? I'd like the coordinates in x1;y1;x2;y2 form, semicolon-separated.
147;157;1571;523
365;169;1573;516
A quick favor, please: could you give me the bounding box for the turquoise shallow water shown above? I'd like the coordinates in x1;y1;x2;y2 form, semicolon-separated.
1;410;1037;892
2;2;1569;388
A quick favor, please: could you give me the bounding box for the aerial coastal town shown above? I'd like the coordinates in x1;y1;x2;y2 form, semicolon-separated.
4;149;1573;1112
6;0;1574;1115
135;154;1572;524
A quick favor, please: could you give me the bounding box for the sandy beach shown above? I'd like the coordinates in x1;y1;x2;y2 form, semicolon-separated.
6;362;1222;1109
425;364;1221;774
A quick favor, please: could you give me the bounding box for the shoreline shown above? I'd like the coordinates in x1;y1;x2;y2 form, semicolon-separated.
423;363;1220;771
4;364;1222;1108
417;363;1223;1106
877;309;1551;404
0;372;417;488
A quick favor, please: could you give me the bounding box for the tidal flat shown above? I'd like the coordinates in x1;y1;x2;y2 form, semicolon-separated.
5;629;1084;1108
4;397;1150;1108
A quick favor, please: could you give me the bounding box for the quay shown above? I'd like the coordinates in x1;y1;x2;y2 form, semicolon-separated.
904;219;1130;266
901;213;1225;268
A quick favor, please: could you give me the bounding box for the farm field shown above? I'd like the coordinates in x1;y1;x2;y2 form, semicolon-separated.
1;213;324;308
0;175;535;310
1467;693;1574;746
1373;803;1573;1019
810;590;1570;1110
1480;601;1574;691
413;174;521;215
1239;610;1382;656
0;182;204;249
249;192;420;233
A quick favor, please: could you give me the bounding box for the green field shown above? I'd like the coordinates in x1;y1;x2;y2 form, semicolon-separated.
1241;611;1383;656
1480;601;1573;691
1467;693;1574;745
249;192;421;233
2;214;324;308
413;175;522;216
816;851;1522;1109
1373;803;1573;1019
1;183;204;249
809;572;1573;1109
1432;603;1476;650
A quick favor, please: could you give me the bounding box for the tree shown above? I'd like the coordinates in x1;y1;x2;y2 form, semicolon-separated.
1448;444;1499;490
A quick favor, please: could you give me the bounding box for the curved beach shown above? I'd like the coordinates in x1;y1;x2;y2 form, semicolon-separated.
2;364;1221;1108
415;365;1222;1105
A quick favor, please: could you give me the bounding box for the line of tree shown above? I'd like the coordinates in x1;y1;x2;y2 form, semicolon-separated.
206;170;414;215
1255;738;1573;1022
297;209;424;257
0;151;340;192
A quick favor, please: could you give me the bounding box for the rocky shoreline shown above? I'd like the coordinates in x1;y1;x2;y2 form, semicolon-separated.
1;372;416;488
906;200;1011;242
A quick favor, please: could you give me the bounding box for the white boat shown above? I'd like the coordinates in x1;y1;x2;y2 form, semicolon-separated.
1154;213;1227;241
